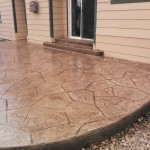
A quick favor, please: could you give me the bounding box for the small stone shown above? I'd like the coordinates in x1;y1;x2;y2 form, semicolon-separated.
111;137;116;143
92;145;98;150
110;144;114;150
138;137;145;143
122;142;128;147
147;143;150;148
82;116;149;150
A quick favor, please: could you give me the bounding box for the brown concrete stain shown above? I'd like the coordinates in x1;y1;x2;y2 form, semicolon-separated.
0;41;149;148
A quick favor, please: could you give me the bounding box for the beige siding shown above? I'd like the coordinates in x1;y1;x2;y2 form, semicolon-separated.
96;0;150;64
53;0;67;38
0;0;16;40
25;0;52;44
15;0;27;40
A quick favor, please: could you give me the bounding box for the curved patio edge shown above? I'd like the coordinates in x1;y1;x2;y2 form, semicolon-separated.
1;101;150;150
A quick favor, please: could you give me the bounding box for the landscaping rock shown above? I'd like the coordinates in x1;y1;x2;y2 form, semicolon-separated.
83;113;150;150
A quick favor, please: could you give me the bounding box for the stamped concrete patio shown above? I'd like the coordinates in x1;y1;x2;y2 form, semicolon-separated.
0;41;150;150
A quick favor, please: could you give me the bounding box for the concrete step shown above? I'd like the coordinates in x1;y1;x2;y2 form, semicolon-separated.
43;42;104;56
55;42;93;51
0;38;5;42
55;38;93;48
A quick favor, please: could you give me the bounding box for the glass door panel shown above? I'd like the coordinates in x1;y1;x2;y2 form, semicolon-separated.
82;0;95;39
72;0;81;37
70;0;95;39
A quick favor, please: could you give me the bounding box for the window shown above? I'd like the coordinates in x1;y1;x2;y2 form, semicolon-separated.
0;12;2;23
111;0;150;4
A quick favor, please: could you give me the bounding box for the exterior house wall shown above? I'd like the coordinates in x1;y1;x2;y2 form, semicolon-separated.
15;0;27;40
1;0;150;64
95;0;150;64
25;0;52;44
0;0;16;40
62;0;67;37
53;0;67;38
0;0;27;41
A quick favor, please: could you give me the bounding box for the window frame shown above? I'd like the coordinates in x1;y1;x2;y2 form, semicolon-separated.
111;0;150;4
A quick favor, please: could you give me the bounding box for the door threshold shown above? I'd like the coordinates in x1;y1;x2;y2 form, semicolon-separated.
69;37;93;42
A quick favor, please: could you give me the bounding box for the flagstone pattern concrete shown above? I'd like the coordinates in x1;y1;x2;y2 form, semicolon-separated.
0;41;150;150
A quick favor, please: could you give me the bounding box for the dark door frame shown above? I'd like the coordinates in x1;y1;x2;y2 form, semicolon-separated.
49;0;54;38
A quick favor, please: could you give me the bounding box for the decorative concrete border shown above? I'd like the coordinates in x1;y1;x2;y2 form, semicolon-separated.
1;101;150;150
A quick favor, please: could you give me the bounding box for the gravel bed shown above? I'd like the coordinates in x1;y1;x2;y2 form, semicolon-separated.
82;113;150;150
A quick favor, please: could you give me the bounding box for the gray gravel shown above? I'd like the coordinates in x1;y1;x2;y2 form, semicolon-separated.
83;113;150;150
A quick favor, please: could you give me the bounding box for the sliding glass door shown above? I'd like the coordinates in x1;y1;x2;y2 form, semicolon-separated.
69;0;95;40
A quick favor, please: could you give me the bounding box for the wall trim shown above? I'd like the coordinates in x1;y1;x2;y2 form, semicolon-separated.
66;0;68;37
12;0;17;33
23;0;28;34
94;0;97;43
111;0;150;4
49;0;54;37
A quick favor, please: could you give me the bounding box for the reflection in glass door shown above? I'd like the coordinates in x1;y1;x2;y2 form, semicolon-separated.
69;0;95;40
82;0;95;39
72;0;81;37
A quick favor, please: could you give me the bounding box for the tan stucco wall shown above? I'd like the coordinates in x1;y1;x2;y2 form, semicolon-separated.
1;0;150;64
0;0;16;40
53;0;67;38
0;0;27;40
96;0;150;64
0;0;66;43
15;0;27;40
25;0;52;44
